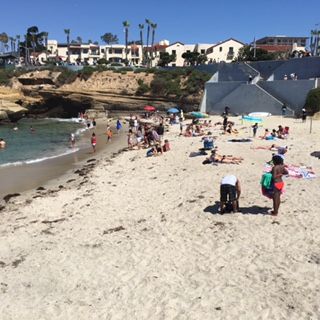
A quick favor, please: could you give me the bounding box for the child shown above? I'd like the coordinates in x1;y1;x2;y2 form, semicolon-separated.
163;139;170;152
271;155;288;216
252;123;258;137
106;127;113;142
91;133;97;153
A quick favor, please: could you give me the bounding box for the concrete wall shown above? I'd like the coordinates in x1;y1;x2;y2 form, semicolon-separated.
258;79;316;112
205;84;283;115
205;82;243;107
249;60;285;80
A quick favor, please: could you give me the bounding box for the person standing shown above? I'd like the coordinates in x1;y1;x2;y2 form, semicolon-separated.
220;175;241;214
70;133;76;148
271;155;288;216
116;119;122;133
252;122;258;138
302;108;307;122
91;133;97;153
282;104;287;117
223;116;228;132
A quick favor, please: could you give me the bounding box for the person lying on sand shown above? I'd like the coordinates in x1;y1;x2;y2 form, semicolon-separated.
202;150;243;164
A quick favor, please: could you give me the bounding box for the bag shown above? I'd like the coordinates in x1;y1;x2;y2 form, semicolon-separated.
260;172;273;189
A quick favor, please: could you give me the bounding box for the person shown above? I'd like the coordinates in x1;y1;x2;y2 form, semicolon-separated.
0;138;6;148
30;126;35;133
302;108;307;122
180;120;184;135
91;133;97;153
252;122;258;137
127;129;134;149
156;123;164;140
224;106;230;115
163;139;170;152
282;104;287;116
223;116;228;132
283;74;288;80
248;75;253;84
70;133;76;148
92;118;96;127
116;119;122;133
106;127;113;142
220;175;241;214
271;155;288;216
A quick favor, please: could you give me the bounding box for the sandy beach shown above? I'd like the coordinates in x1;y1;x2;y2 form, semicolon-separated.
0;115;320;319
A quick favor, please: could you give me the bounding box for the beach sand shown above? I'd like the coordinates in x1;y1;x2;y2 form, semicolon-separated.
0;116;320;319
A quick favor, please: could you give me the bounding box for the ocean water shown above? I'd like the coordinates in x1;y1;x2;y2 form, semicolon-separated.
0;118;87;167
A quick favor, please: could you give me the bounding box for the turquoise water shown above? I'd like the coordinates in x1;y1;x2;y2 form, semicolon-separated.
0;118;86;166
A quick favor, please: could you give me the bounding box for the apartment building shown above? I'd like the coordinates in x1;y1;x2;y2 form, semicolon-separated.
255;36;308;53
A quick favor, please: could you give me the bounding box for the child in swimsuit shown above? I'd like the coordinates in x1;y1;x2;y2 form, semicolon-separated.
271;155;288;216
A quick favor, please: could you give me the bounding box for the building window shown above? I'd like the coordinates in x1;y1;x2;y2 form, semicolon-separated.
172;50;176;55
187;50;190;53
114;48;123;54
229;47;234;53
109;49;112;54
101;49;105;53
201;49;205;54
219;47;222;52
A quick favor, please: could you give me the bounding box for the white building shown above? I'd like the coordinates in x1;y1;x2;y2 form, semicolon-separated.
206;38;244;63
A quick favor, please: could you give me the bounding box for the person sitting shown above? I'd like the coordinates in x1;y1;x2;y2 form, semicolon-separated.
163;139;170;152
259;129;269;139
146;143;163;157
220;175;241;213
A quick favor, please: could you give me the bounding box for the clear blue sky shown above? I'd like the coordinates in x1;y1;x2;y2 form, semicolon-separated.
1;0;319;46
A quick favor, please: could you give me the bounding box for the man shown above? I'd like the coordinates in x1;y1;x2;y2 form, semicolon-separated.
220;175;241;213
0;138;6;148
302;108;307;122
282;104;287;117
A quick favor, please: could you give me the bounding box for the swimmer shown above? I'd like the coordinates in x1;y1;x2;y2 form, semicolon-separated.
0;138;6;148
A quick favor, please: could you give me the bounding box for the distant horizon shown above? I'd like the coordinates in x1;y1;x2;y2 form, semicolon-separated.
1;0;319;48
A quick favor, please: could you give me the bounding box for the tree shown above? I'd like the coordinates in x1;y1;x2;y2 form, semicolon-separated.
197;54;207;65
138;24;144;64
122;21;130;65
27;26;39;55
64;29;71;63
76;36;82;63
182;51;200;66
305;88;320;115
158;52;176;67
100;33;119;46
16;35;20;57
145;19;152;64
150;23;157;63
236;45;275;61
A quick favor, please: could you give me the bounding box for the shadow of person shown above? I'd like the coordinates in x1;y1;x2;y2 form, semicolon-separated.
203;201;221;215
238;205;270;215
204;202;270;215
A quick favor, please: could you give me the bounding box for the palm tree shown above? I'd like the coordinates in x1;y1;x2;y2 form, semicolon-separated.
122;21;130;65
0;32;9;53
138;24;144;65
150;23;157;65
16;35;20;57
27;26;39;56
64;29;71;63
145;19;152;64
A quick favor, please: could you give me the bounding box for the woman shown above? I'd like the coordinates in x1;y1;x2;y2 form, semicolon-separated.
271;155;288;216
116;119;122;133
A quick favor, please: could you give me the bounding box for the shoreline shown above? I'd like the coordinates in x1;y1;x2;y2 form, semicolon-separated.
0;118;128;197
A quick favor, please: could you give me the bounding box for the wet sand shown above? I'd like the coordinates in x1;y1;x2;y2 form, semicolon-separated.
0;119;127;196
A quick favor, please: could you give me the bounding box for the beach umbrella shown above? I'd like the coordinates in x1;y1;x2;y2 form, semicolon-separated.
167;107;180;114
144;105;156;112
190;111;209;119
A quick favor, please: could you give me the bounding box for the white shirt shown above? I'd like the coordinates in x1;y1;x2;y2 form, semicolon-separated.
221;175;237;186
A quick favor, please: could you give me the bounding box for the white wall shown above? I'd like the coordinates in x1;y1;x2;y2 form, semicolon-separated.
206;39;244;63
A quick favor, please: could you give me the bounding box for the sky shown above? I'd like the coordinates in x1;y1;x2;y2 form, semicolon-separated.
1;0;320;46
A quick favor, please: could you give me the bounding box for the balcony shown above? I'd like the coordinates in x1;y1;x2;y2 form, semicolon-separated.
227;52;234;60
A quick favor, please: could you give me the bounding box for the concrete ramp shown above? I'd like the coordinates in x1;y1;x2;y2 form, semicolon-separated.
208;84;283;115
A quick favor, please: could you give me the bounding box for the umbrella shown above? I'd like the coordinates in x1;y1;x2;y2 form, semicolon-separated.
190;112;209;119
144;105;156;112
167;107;180;114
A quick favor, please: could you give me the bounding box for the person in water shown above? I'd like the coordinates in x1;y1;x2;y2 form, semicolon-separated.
271;155;288;216
0;138;6;148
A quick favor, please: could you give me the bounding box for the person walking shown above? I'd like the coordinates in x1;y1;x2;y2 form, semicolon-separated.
91;132;97;153
302;108;307;122
70;133;76;148
252;122;258;138
220;175;241;214
116;119;122;133
282;104;287;117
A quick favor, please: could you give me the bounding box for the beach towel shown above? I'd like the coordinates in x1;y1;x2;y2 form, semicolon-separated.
260;172;274;199
263;164;316;179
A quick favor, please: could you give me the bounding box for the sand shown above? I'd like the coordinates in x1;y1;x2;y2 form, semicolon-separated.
0;116;320;319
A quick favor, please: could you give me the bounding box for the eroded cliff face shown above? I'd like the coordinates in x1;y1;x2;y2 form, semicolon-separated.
1;69;202;121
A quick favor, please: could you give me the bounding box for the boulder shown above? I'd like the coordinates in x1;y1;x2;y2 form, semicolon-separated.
0;100;28;122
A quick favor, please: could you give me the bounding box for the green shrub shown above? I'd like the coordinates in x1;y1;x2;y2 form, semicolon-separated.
56;69;78;86
305;88;320;115
136;80;149;96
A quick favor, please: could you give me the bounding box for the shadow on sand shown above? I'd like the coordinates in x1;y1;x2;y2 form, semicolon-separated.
204;201;270;215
